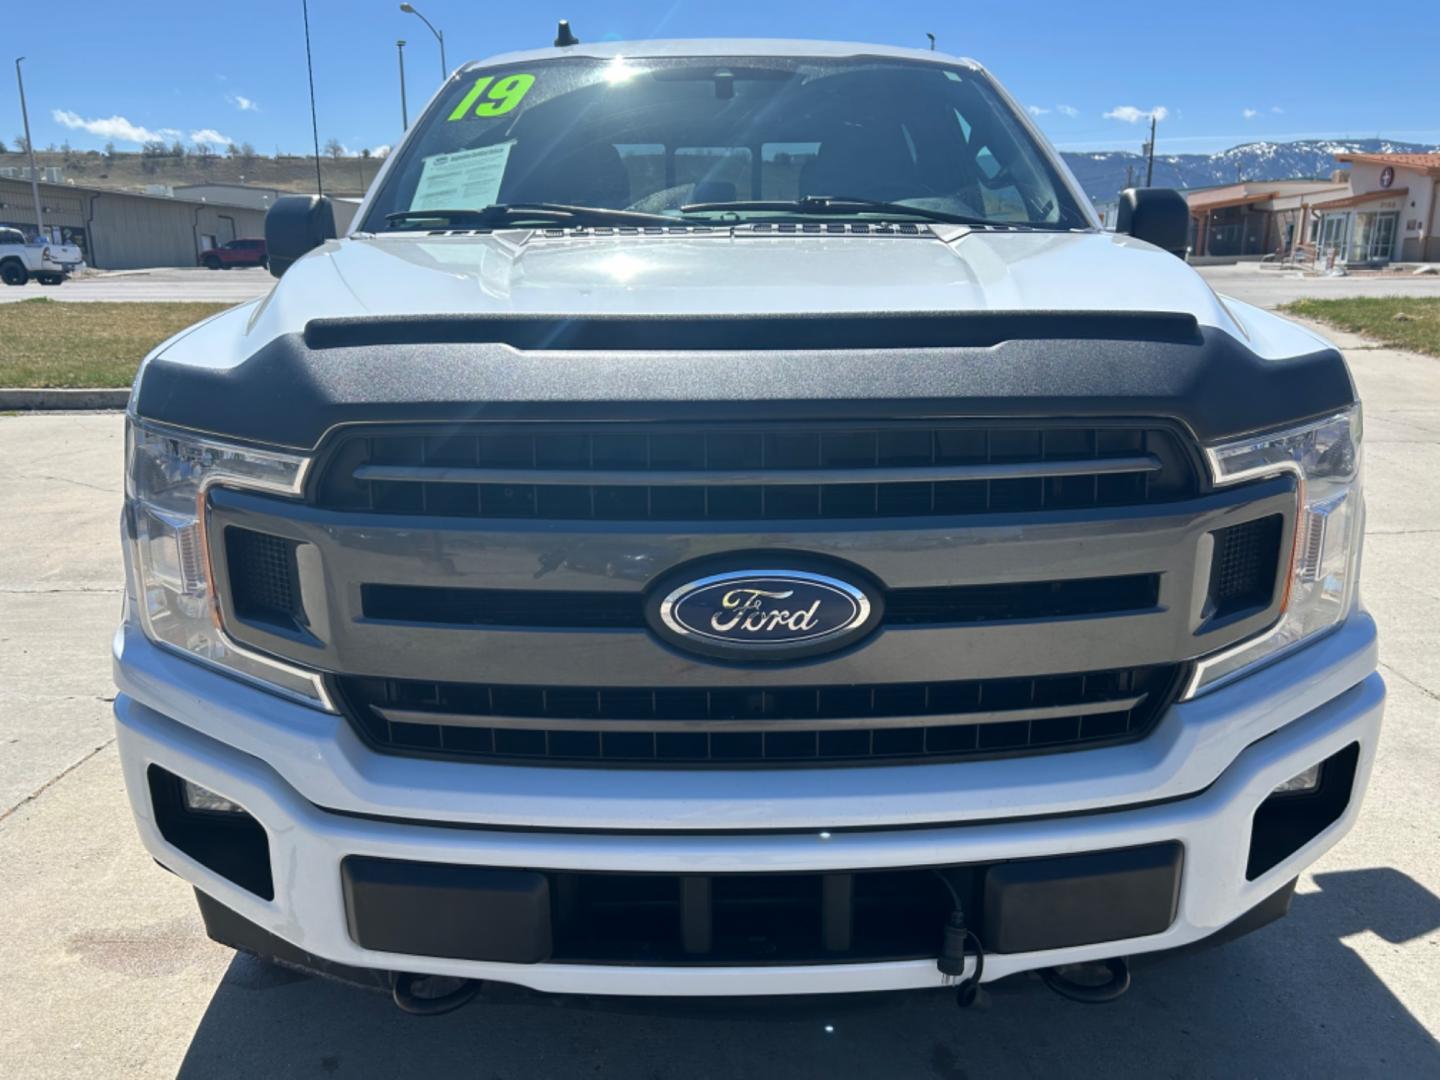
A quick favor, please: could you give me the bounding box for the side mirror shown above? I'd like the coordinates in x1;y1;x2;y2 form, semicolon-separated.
1116;188;1189;259
265;194;337;278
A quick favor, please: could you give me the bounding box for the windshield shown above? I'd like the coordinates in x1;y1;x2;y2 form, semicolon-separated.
362;54;1090;232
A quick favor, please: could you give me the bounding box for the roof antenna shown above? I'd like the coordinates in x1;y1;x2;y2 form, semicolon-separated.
926;32;936;50
554;19;579;47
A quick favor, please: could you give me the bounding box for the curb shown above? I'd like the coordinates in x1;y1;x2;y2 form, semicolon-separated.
0;388;130;411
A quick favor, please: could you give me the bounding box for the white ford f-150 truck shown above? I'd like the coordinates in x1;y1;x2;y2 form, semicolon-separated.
113;37;1381;1013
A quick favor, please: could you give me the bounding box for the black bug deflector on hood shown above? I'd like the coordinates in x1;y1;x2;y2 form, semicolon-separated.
298;310;1202;351
134;310;1355;451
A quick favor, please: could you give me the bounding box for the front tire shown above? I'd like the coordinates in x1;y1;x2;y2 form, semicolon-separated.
0;260;28;286
203;256;222;271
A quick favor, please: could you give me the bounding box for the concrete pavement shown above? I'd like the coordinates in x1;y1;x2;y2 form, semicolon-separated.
1;323;1438;1078
1198;263;1440;309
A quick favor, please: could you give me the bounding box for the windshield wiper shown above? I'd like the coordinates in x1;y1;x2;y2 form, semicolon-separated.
384;203;677;229
679;195;1043;228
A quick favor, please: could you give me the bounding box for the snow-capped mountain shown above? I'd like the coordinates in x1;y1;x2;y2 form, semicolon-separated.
1059;139;1440;203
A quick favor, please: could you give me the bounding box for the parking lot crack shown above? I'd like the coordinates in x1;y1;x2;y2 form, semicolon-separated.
0;735;116;825
1378;661;1440;704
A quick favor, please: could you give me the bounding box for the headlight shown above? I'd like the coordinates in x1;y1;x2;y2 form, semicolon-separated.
125;418;328;706
1188;406;1363;695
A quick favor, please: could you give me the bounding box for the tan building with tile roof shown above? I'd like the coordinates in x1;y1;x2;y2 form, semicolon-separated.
1316;152;1440;264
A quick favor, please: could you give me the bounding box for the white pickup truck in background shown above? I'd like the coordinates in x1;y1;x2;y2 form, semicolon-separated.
0;226;85;286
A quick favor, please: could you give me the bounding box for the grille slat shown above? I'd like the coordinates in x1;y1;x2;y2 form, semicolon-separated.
352;454;1161;488
376;694;1147;733
315;422;1198;521
359;574;1161;630
335;666;1182;767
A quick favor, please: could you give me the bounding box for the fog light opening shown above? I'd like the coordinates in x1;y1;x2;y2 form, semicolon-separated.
147;765;275;900
1246;743;1359;881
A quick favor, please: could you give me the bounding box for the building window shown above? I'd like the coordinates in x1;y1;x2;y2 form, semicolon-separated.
1343;211;1399;264
1318;213;1349;264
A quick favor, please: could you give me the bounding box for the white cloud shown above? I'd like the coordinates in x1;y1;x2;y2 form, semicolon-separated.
1026;105;1050;116
1242;108;1259;119
1271;105;1285;114
226;94;259;112
369;144;391;159
1057;104;1079;118
52;109;227;147
53;109;164;144
1104;105;1168;124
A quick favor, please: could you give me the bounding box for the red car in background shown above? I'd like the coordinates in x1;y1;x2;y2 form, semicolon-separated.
201;238;268;270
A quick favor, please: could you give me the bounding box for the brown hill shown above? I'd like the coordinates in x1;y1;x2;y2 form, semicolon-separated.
0;146;383;199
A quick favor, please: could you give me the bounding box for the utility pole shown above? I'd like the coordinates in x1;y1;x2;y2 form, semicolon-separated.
14;57;44;240
397;40;409;129
1144;113;1157;187
301;0;323;195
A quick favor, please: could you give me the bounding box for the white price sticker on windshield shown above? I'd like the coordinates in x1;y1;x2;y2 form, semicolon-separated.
410;141;515;211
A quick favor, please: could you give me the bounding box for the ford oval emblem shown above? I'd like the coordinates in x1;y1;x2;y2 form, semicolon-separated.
650;567;881;661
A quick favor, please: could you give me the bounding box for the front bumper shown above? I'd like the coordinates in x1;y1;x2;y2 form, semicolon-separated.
112;613;1383;995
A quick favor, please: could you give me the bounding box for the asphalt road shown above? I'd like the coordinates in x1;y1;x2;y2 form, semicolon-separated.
1;318;1438;1075
0;266;274;305
1;260;1438;310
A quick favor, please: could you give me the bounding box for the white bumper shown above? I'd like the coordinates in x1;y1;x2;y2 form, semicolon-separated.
112;613;1383;996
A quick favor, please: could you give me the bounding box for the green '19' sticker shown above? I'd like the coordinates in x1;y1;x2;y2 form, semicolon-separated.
448;73;536;120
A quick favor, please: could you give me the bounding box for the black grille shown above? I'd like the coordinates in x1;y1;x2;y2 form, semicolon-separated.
360;574;1161;629
225;527;302;629
312;421;1199;521
1208;514;1283;618
333;666;1183;768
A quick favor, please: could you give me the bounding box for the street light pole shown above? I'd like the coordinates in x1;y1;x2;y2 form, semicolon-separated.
396;40;409;129
400;3;447;80
14;57;44;240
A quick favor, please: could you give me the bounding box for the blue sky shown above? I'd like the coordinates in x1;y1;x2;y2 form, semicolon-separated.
7;1;1438;159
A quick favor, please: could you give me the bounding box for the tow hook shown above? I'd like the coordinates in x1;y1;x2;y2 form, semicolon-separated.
390;972;482;1015
1038;957;1132;1004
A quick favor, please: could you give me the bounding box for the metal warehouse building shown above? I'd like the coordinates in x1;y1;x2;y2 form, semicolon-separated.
0;177;268;270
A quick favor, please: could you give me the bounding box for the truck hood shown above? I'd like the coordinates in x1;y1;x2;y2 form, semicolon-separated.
246;226;1246;342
